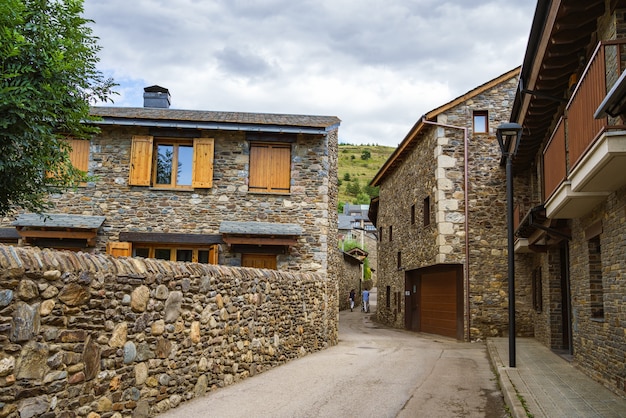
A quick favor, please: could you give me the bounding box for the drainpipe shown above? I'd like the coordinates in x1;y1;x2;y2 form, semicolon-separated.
421;117;471;342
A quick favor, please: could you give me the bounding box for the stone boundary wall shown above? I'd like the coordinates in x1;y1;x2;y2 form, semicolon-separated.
0;245;338;417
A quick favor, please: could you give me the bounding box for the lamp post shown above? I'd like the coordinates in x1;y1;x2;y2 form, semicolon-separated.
496;122;523;368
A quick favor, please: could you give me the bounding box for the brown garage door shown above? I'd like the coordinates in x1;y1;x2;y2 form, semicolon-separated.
420;269;458;338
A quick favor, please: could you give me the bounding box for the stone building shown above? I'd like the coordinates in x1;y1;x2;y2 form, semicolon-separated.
369;68;532;341
509;0;626;395
0;86;341;278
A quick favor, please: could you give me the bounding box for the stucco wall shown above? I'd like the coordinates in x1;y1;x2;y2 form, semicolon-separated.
0;245;338;417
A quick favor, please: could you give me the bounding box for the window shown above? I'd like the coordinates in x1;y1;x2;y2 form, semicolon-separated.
531;267;542;312
249;142;291;193
397;251;402;269
379;227;383;241
386;286;391;309
411;204;416;225
588;236;604;319
423;196;431;227
132;245;218;264
473;110;488;133
128;136;214;188
389;225;393;242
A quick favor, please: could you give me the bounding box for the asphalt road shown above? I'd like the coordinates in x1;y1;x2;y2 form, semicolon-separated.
159;288;507;418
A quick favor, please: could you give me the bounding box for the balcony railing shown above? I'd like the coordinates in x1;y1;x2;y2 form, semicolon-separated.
543;40;626;201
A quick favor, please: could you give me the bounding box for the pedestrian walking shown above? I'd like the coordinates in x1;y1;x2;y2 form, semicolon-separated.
348;289;356;311
362;288;370;313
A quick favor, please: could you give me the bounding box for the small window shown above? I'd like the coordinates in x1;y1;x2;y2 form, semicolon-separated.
423;196;431;227
389;225;393;242
411;204;415;225
386;286;391;309
397;251;402;269
473;110;488;134
379;227;383;241
249;142;291;193
588;236;604;319
531;267;542;312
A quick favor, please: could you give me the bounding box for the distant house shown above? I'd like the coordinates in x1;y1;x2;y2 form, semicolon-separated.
338;203;377;284
509;1;626;395
369;68;525;340
0;86;341;275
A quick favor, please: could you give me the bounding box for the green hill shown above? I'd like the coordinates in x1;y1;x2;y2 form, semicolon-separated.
337;144;395;207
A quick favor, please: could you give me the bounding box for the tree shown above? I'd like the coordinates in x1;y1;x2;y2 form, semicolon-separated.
360;150;371;160
0;0;116;215
345;179;361;196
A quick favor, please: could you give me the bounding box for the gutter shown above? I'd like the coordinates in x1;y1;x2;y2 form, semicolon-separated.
421;117;472;342
90;118;338;136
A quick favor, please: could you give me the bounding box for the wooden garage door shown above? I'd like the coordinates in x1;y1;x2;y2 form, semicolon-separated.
242;254;277;269
420;270;458;338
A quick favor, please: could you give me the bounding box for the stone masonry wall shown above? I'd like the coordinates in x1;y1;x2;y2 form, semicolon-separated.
0;245;338;417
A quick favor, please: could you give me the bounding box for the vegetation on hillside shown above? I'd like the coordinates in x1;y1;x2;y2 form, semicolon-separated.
337;143;395;209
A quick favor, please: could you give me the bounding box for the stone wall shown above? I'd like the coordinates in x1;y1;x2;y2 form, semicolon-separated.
338;252;362;311
0;245;338;417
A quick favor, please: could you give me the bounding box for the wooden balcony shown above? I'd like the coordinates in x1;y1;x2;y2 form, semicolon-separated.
543;40;626;219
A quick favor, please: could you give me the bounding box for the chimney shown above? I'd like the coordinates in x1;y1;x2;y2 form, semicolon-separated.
143;85;171;108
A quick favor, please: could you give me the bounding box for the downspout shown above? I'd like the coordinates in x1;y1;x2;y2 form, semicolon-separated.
421;117;471;342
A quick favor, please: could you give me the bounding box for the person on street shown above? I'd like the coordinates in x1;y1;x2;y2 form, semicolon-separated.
349;289;356;311
362;288;370;313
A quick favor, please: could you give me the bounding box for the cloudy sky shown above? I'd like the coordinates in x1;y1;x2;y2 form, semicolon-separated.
83;0;536;147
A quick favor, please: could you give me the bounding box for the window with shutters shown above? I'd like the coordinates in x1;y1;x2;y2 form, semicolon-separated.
48;139;90;184
131;245;218;264
249;142;291;193
128;136;214;189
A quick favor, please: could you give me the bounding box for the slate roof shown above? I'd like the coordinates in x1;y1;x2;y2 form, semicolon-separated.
90;107;341;133
219;221;302;236
13;213;106;229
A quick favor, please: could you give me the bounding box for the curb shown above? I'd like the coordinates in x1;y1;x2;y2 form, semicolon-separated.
486;339;528;418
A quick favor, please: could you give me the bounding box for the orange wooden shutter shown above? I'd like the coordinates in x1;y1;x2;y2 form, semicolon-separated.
271;145;291;192
129;136;153;186
249;143;291;193
106;242;132;257
192;138;214;188
209;245;218;264
68;139;89;172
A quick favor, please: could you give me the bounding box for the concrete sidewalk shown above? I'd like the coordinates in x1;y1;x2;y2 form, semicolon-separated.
487;338;626;418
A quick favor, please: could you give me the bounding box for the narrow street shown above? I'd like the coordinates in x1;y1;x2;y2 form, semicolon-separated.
159;288;507;418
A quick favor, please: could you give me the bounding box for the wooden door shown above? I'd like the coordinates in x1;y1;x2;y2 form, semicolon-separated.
418;266;462;339
242;254;277;269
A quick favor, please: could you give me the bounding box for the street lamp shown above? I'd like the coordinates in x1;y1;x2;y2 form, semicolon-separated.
496;122;523;368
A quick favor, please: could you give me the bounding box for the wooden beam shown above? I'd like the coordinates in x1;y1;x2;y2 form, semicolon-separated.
222;236;298;246
17;230;97;240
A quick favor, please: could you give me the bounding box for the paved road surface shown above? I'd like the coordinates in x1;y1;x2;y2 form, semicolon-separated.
159;288;506;418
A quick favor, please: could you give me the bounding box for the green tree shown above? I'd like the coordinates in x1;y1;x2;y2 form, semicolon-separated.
345;179;361;196
361;150;371;160
0;0;116;215
343;172;351;181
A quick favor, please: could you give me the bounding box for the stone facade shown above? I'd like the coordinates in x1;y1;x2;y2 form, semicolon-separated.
372;69;533;341
0;105;340;279
0;244;338;417
338;251;363;311
510;1;626;396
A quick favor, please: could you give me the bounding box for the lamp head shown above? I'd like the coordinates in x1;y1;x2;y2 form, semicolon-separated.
496;122;523;158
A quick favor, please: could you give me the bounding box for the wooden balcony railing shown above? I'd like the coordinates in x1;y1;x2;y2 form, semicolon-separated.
543;117;567;200
542;40;626;201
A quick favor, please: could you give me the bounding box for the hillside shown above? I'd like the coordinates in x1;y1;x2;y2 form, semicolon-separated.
337;144;395;207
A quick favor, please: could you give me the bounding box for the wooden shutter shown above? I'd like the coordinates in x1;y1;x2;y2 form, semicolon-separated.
192;138;214;188
106;242;132;257
68;139;89;172
129;136;153;186
209;245;218;264
271;145;291;192
249;143;291;193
